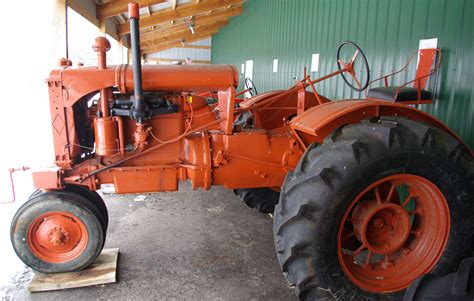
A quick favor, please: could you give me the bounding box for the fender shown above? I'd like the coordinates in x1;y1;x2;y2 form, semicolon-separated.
290;99;472;155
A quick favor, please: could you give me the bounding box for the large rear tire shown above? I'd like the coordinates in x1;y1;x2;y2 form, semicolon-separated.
274;117;473;300
11;191;105;273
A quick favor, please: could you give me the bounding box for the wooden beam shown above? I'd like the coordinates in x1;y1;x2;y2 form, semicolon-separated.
142;32;216;54
141;20;227;48
140;5;242;40
145;7;151;17
97;0;167;20
145;57;211;64
139;4;241;36
141;17;229;44
118;0;243;35
53;0;67;60
178;45;211;49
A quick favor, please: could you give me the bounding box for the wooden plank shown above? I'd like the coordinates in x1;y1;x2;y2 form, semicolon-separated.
97;0;167;20
142;32;216;54
141;20;227;48
140;6;242;41
117;0;243;35
140;6;242;37
53;0;67;60
29;248;119;292
179;45;211;49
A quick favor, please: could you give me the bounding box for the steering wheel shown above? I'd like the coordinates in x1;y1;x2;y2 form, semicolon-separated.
336;41;370;91
244;78;258;97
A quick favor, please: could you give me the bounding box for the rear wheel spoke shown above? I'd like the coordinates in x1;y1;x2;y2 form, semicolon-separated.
408;209;422;216
401;191;415;207
385;183;396;203
381;254;394;270
343;231;356;241
374;186;382;205
364;250;373;268
352;244;367;257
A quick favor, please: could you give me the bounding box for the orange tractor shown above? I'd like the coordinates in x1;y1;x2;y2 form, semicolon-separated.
10;3;473;300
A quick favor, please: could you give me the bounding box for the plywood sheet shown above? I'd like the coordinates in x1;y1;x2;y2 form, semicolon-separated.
29;248;119;292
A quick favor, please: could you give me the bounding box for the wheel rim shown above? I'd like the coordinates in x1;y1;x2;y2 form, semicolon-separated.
27;212;88;263
337;174;450;293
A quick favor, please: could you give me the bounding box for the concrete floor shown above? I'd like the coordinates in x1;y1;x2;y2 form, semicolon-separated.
0;183;297;301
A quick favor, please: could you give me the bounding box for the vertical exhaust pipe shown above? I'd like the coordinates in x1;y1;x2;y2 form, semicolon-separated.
128;2;145;123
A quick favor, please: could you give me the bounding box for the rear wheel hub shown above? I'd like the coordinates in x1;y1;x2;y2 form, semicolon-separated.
353;201;411;255
337;174;450;293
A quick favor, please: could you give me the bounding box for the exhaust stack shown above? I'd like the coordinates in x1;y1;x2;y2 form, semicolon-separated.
128;2;145;123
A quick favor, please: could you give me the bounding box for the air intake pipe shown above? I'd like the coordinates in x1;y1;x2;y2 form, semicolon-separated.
128;2;145;123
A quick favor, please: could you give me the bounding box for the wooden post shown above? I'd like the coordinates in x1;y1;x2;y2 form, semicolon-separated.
99;19;107;36
52;0;68;62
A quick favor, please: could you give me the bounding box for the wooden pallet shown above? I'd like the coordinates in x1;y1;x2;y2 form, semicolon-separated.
29;248;119;292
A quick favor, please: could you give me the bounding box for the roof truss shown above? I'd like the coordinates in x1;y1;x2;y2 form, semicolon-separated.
94;0;243;54
117;0;243;35
97;0;167;20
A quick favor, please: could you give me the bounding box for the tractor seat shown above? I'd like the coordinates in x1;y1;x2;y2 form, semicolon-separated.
367;86;432;102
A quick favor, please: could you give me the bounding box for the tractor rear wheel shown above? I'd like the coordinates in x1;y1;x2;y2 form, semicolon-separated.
11;191;105;273
234;188;280;214
274;117;473;300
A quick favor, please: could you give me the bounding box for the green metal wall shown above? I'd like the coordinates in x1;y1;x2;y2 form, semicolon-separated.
212;0;474;148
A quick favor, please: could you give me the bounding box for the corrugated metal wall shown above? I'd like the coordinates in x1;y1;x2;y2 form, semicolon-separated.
211;0;474;148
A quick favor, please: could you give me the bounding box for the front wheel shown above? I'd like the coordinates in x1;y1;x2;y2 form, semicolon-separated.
11;191;105;273
274;117;473;300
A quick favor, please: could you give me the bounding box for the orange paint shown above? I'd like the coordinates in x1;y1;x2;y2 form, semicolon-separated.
337;174;450;293
33;37;471;196
27;212;89;263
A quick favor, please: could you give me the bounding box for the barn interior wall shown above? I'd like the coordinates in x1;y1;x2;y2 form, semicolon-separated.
211;0;474;148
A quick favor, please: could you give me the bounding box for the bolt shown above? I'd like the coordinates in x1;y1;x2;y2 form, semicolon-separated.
373;217;385;229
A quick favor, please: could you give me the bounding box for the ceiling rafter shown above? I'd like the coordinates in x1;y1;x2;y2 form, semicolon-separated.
97;0;167;20
142;31;216;54
141;20;227;48
117;0;243;35
140;6;241;44
139;5;236;35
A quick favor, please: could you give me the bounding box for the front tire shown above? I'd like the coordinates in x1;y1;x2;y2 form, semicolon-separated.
274;117;473;300
11;191;105;273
